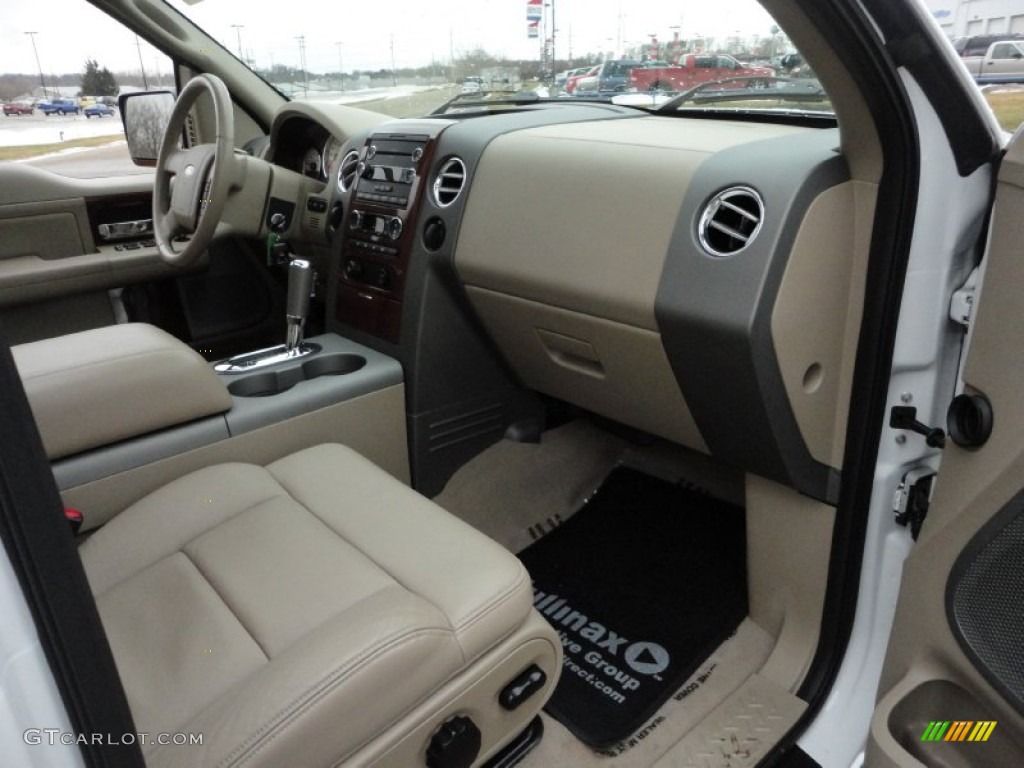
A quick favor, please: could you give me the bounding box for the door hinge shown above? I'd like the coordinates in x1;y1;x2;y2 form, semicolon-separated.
893;467;936;540
949;266;980;329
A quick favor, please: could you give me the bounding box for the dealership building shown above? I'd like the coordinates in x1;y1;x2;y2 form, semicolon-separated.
925;0;1024;38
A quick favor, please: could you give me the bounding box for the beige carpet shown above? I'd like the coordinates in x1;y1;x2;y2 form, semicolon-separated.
434;419;745;553
433;419;629;553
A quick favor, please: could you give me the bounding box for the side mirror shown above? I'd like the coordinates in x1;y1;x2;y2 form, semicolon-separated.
118;91;176;167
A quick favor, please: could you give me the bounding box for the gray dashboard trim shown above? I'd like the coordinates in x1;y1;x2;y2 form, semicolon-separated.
656;129;848;504
222;333;403;434
53;416;229;491
54;334;402;491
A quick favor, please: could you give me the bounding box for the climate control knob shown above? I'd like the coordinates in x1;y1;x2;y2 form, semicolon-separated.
385;217;403;241
349;211;363;231
344;259;363;280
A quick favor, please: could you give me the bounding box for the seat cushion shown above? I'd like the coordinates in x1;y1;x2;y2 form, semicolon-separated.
79;443;534;767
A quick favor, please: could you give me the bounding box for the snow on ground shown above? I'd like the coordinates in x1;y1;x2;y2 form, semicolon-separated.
0;114;123;148
0;86;447;155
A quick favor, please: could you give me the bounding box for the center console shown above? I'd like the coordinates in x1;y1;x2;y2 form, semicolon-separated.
334;133;435;343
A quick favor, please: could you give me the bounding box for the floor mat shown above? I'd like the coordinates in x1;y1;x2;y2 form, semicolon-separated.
518;466;747;748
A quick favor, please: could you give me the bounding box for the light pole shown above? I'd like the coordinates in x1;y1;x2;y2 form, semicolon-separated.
24;32;48;100
135;35;149;90
390;34;397;87
336;42;344;91
232;24;244;60
296;35;308;98
550;0;556;85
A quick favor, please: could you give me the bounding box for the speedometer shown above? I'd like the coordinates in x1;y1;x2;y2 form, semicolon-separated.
302;147;322;178
322;135;344;176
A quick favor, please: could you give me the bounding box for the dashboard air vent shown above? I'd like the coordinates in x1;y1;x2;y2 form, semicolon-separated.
337;150;360;193
697;186;764;257
433;157;467;207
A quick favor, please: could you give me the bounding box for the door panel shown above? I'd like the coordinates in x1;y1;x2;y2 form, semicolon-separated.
0;162;280;354
0;164;185;315
867;133;1024;764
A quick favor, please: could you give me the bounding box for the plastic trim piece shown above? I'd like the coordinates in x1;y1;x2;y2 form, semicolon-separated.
656;130;848;504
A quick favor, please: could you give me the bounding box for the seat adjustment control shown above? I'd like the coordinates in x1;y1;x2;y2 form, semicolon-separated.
426;715;481;768
499;664;547;711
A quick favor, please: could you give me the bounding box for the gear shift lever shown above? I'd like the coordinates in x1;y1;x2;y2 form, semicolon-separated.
285;258;314;353
213;215;321;373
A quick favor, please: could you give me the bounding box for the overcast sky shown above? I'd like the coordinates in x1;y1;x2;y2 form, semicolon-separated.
1;0;776;76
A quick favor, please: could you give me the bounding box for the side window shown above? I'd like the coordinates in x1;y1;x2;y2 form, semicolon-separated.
718;57;737;70
0;1;174;179
990;43;1017;59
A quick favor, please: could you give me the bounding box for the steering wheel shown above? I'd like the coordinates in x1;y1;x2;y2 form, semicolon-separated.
153;74;235;267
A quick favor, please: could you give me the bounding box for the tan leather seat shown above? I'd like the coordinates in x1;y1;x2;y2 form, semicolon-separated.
79;443;560;767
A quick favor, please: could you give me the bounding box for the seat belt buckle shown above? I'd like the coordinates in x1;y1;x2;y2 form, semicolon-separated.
65;508;83;535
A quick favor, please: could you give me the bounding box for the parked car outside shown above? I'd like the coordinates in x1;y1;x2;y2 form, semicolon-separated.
961;39;1024;84
84;102;116;118
460;76;483;94
952;31;1024;58
2;102;34;115
39;98;81;115
630;53;775;92
565;64;599;94
574;59;641;96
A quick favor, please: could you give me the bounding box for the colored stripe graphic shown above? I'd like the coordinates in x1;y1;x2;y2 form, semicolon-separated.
921;720;997;742
921;721;950;741
944;721;972;741
969;721;997;742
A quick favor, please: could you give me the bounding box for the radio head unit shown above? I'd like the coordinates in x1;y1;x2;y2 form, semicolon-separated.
353;135;427;209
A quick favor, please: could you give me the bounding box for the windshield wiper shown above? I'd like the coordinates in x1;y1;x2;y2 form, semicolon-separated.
430;91;542;115
656;76;828;114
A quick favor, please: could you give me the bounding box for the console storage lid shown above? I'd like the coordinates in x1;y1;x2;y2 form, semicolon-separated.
13;323;232;460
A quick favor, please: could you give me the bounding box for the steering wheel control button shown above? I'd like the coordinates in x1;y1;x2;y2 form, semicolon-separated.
499;665;547;710
426;716;481;768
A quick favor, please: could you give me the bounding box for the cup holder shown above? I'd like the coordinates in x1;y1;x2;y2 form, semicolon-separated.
302;353;366;378
227;353;367;397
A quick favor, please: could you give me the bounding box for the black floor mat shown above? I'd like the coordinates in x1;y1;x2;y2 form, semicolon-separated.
518;466;747;748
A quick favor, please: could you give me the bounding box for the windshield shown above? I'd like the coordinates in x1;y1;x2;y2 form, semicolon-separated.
163;0;833;118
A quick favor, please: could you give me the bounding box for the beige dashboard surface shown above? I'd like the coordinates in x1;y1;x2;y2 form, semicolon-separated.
454;116;809;452
13;323;232;460
454;116;809;331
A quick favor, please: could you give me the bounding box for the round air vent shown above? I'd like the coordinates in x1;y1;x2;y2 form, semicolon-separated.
432;157;467;207
697;186;764;257
337;150;360;193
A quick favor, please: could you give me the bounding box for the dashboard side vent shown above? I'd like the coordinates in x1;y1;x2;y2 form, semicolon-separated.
337;150;360;193
432;157;467;207
697;186;764;257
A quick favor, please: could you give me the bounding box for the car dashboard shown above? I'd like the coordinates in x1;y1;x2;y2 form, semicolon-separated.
264;101;869;502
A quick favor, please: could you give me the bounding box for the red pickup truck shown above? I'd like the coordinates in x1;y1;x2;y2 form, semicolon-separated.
629;54;774;92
